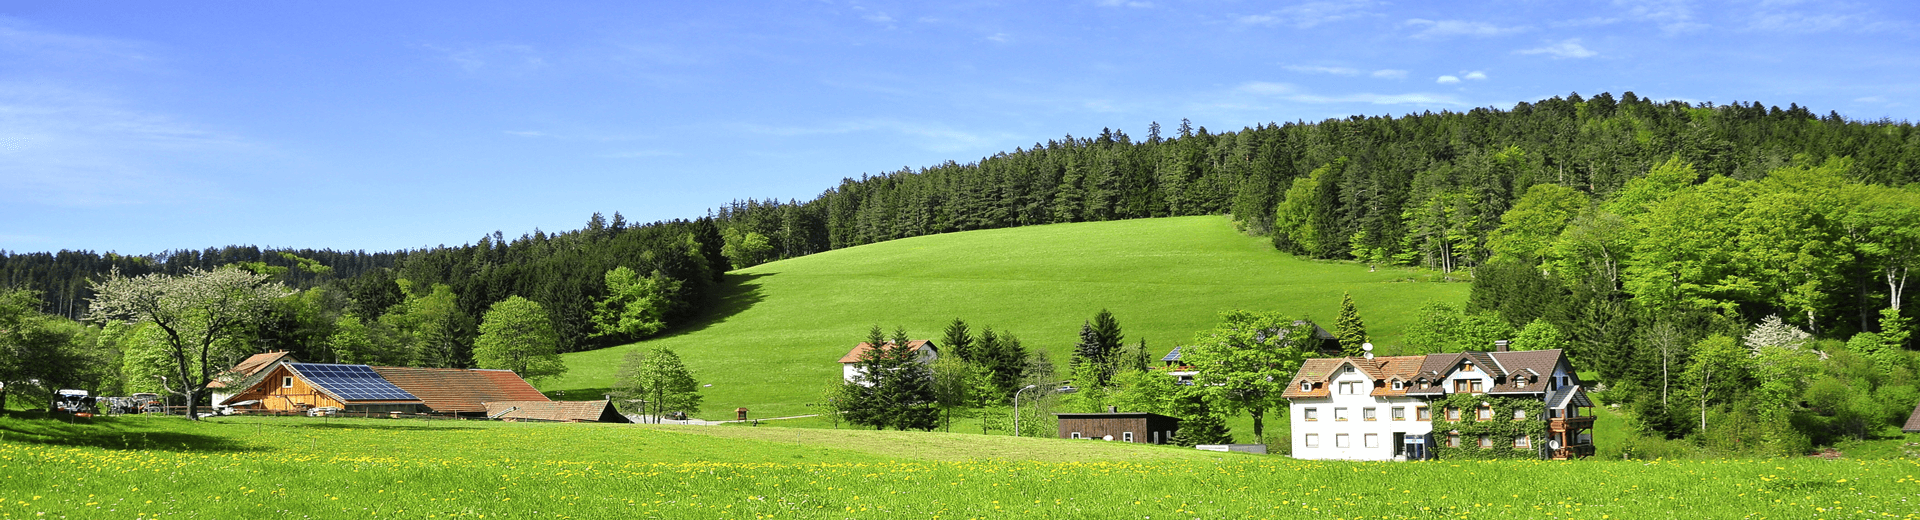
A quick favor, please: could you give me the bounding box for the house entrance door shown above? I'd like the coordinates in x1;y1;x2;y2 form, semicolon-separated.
1392;433;1405;456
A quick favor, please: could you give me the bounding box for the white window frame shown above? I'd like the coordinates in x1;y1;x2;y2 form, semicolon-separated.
1071;432;1081;439
1391;407;1406;421
1304;434;1319;448
282;376;294;388
1514;436;1530;448
1123;432;1134;443
1335;434;1350;448
1513;409;1527;420
1391;380;1404;390
1362;407;1377;421
1364;433;1380;448
1304;407;1319;421
1334;407;1349;421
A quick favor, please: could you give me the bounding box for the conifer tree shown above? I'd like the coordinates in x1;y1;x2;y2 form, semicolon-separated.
941;318;974;362
1335;291;1368;356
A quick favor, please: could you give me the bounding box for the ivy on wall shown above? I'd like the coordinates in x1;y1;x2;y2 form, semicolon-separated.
1426;394;1548;460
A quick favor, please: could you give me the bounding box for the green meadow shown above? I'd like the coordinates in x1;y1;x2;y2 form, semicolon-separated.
546;216;1470;419
6;413;1919;519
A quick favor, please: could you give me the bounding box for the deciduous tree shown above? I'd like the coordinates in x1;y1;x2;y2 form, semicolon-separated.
86;267;289;420
473;296;567;383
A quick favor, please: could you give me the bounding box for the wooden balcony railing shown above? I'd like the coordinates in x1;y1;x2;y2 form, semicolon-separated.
1549;416;1595;433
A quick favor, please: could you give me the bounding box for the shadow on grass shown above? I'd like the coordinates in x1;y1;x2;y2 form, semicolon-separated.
548;272;768;397
545;387;613;401
0;411;254;453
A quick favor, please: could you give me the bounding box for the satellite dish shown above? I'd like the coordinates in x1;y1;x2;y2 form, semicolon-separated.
1361;343;1374;352
1548;439;1561;450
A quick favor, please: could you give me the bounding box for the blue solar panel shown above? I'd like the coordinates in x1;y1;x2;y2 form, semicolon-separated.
287;363;419;401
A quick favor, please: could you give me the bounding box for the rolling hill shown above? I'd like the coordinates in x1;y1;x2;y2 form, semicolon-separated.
543;216;1470;419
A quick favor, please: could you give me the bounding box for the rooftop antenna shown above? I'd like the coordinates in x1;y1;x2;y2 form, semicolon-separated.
1362;342;1375;360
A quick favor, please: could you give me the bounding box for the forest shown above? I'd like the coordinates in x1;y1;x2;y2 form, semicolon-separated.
5;91;1920;452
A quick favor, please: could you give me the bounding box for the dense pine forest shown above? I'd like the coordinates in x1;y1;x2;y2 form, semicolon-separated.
7;91;1920;451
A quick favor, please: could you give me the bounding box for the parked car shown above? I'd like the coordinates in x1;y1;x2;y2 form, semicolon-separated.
53;389;95;414
307;406;341;417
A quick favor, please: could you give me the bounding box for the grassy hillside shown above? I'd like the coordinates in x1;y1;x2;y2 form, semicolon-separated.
546;216;1471;419
7;413;1917;519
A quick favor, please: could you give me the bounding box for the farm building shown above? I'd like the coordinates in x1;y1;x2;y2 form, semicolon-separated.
1055;408;1181;444
209;351;299;409
484;400;631;423
371;366;549;416
838;339;939;383
225;363;426;414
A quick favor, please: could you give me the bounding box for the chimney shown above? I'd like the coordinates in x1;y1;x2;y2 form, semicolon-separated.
1106;405;1118;413
1494;340;1509;352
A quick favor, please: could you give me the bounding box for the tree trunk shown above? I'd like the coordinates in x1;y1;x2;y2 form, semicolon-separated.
1251;410;1264;438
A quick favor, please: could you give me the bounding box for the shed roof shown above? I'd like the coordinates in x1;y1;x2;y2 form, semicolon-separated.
281;363;424;405
838;340;936;363
371;366;548;413
484;400;631;423
1903;403;1920;434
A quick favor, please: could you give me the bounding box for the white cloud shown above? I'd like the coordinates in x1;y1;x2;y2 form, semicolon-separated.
863;12;895;24
1095;0;1154;7
1613;0;1707;33
1516;39;1597;59
1234;82;1465;106
1284;65;1360;75
1463;71;1487;81
1238;0;1378;29
1371;69;1408;79
986;33;1010;43
1436;75;1460;84
1403;18;1529;38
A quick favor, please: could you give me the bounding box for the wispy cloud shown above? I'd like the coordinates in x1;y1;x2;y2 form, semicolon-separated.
1403;19;1530;38
0;20;157;68
0;81;244;208
1094;0;1154;8
985;33;1011;43
1371;69;1408;79
1237;0;1378;29
1516;38;1597;58
1436;71;1487;84
598;150;680;158
1284;65;1360;75
1613;0;1706;34
424;43;546;74
1234;81;1465;106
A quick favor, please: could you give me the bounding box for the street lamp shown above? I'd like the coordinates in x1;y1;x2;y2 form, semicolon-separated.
1013;383;1077;437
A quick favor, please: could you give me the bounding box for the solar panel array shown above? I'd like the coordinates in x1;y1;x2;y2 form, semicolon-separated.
288;363;420;401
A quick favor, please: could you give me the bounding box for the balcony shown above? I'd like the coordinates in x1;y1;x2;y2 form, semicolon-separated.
1548;443;1595;460
1549;416;1594;433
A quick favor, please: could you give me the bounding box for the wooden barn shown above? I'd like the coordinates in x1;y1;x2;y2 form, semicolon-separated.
484;400;631;423
371;366;549;416
1055;408;1182;444
226;363;425;413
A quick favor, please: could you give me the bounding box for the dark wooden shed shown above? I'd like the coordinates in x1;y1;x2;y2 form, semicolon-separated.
1055;410;1182;444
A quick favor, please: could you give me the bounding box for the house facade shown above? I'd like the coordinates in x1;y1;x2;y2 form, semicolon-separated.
838;339;939;383
1286;344;1594;461
1055;409;1182;444
1283;355;1431;461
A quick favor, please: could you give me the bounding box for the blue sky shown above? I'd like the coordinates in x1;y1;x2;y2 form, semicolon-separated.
1;1;1914;254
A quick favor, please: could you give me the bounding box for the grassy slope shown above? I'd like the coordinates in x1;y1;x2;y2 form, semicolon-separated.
8;413;1918;519
547;216;1470;419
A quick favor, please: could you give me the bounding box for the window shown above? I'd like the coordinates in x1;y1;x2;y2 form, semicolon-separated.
1461;362;1476;372
1477;405;1492;420
1300;381;1311;392
1335;434;1351;448
1451;379;1483;393
1445;407;1460;421
1513;409;1527;420
1364;433;1380;448
1339;381;1360;395
1478;436;1493;449
1392;407;1406;421
1514;436;1530;449
282;376;293;388
1071;432;1082;439
1304;407;1319;421
1446;433;1460;447
1515;377;1528;389
1362;407;1377;421
1334;407;1349;421
1123;432;1134;443
1391;380;1404;391
1416;406;1431;421
1304;434;1320;448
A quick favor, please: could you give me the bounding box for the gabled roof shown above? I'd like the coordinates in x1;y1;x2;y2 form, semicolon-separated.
1905;403;1920;434
1488;349;1569;394
281;363;424;404
484;400;631;423
209;351;298;389
838;340;937;363
1370;356;1426;397
371;367;548;413
1283;355;1425;399
1547;385;1594;409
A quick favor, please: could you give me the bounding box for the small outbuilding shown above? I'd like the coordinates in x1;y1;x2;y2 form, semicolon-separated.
484;400;631;423
1055;408;1182;444
1904;403;1920;434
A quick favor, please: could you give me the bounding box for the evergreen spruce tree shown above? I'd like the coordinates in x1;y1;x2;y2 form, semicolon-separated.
1335;291;1369;356
1171;411;1233;447
941;318;974;362
842;328;940;431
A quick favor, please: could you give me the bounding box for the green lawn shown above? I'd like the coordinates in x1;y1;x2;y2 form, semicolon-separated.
8;412;1919;519
546;216;1470;419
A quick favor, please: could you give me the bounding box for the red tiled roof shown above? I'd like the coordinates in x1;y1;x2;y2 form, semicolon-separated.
484;400;631;423
209;351;297;389
371;367;549;413
838;340;936;363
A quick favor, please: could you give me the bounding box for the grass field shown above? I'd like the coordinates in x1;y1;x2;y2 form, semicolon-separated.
7;412;1920;519
545;216;1471;419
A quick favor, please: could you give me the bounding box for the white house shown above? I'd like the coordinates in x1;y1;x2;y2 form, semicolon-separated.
1404;344;1593;459
1284;355;1431;461
838;340;938;383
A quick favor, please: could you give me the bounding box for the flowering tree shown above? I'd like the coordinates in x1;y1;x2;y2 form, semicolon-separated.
87;266;289;420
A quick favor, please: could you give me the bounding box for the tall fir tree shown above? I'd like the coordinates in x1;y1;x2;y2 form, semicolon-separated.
1335;291;1369;356
941;318;974;362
